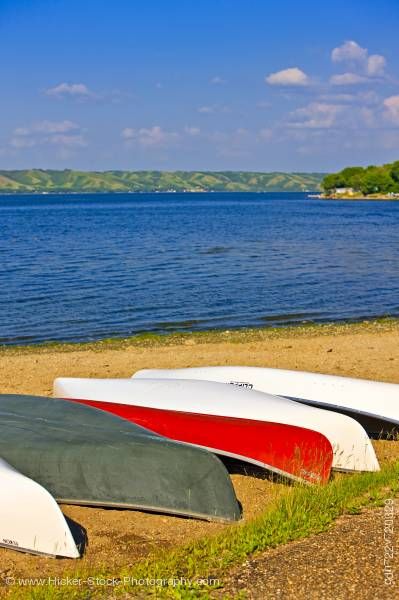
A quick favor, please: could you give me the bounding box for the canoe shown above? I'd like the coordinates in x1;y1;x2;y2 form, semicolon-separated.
56;388;333;485
134;366;399;438
53;377;360;479
128;373;379;472
0;458;80;558
0;395;240;523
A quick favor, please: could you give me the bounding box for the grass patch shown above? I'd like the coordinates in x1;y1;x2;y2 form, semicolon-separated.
1;317;398;355
8;461;399;599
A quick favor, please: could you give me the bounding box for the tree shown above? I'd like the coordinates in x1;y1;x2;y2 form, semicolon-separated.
390;161;399;183
360;169;394;195
323;160;399;196
322;173;346;192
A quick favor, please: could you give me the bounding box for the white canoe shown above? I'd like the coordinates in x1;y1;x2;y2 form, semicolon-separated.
134;366;399;438
0;458;80;558
55;377;379;473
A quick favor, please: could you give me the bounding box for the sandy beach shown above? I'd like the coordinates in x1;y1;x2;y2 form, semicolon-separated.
1;320;399;585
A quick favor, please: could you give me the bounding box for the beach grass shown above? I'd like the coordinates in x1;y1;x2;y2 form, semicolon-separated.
7;460;399;599
1;317;398;355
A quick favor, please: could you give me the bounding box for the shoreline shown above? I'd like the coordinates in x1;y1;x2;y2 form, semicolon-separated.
1;317;398;355
1;318;398;396
312;193;399;201
0;317;399;356
0;190;314;196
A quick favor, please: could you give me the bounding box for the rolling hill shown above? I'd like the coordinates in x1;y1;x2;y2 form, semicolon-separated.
0;169;325;194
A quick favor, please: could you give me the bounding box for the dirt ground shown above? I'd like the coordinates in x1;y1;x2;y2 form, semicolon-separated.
0;322;398;585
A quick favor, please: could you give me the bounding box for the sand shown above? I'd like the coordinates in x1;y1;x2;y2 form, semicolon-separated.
0;321;398;588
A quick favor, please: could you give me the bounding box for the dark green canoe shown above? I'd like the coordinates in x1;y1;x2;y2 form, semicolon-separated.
0;394;240;522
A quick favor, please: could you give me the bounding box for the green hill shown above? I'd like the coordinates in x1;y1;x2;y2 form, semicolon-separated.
0;169;325;194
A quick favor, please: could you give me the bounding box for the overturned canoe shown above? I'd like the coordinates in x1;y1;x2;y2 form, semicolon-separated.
135;366;399;438
0;458;80;558
0;395;240;522
128;373;379;472
54;378;342;480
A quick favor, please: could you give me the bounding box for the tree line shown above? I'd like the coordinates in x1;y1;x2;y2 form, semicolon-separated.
322;161;399;195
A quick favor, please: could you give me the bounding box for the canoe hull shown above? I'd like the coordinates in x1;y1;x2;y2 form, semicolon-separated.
115;375;380;473
70;399;333;484
134;367;399;438
0;458;80;558
0;395;241;523
292;399;397;438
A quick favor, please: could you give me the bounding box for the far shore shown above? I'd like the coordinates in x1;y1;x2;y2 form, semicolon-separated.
0;189;315;196
311;193;399;201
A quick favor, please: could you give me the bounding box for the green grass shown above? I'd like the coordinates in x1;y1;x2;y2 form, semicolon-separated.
8;461;399;599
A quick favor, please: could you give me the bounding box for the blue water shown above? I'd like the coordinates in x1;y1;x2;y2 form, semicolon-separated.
0;192;398;345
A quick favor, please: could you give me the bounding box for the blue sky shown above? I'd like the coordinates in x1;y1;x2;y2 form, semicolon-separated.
1;0;399;172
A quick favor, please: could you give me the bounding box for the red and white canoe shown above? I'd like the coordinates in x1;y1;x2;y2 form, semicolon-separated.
55;377;332;484
127;374;379;472
134;366;399;438
55;377;374;477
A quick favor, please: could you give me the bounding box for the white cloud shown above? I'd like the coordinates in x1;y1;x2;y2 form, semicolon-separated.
45;82;92;99
15;120;79;135
367;54;386;76
383;95;399;125
10;137;37;149
331;40;368;64
319;91;381;106
121;128;135;140
49;134;87;147
331;41;386;80
319;93;356;103
121;126;179;147
258;128;273;140
197;104;231;114
10;120;86;150
138;127;170;147
184;126;201;136
330;73;369;86
357;90;381;105
210;76;226;84
198;105;215;114
235;128;249;137
359;107;376;128
265;67;310;87
288;102;343;129
46;83;128;103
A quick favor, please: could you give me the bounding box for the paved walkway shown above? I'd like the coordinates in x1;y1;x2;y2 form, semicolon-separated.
216;500;398;599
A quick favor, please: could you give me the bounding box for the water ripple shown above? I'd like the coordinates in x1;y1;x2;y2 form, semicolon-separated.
0;192;398;344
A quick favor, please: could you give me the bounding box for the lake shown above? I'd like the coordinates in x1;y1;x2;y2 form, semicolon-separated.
0;192;398;345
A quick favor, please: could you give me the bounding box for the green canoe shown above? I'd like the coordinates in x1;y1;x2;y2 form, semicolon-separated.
0;394;240;522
